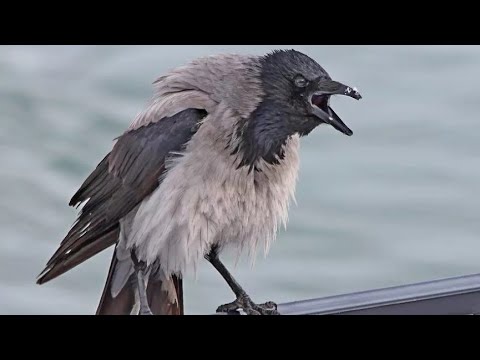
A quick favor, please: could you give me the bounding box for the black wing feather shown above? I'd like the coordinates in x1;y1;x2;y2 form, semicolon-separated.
37;108;206;284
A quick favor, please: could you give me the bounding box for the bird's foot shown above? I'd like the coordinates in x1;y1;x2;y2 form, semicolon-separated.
216;294;280;315
139;307;153;315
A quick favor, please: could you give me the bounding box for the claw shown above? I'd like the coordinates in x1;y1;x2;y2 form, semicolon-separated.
216;295;280;315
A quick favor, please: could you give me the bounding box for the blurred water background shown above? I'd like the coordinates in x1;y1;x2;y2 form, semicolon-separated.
1;45;479;314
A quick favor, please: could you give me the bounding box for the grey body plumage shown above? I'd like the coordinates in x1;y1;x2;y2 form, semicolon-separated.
37;49;361;315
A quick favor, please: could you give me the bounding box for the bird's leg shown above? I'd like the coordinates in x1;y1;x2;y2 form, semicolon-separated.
131;250;153;315
204;246;279;315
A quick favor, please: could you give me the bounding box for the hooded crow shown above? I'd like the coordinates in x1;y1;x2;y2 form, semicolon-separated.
37;49;362;315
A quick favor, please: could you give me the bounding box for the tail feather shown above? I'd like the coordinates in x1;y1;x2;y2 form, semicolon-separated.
96;249;184;315
148;275;184;315
96;248;136;315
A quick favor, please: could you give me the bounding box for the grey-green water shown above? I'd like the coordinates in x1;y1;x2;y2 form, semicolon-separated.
1;45;479;314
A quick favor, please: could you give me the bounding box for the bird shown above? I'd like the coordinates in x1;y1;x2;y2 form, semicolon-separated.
36;49;362;315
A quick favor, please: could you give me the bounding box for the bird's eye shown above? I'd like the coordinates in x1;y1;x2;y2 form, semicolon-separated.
294;75;308;88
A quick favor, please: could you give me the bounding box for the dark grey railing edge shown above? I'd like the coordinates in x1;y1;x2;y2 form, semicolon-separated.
215;272;480;315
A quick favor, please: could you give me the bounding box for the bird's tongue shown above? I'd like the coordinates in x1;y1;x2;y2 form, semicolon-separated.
311;94;329;111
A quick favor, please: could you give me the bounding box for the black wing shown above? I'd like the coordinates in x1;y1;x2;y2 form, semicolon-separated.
37;108;206;284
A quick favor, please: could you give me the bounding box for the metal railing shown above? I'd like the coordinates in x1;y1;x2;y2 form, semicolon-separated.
217;272;480;315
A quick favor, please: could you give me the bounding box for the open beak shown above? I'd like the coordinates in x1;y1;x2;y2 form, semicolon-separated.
309;80;362;136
